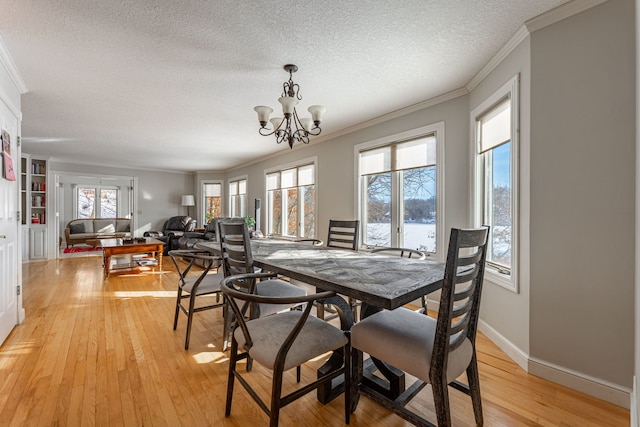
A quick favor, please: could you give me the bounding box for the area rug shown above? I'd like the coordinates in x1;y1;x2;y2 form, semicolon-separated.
63;246;102;253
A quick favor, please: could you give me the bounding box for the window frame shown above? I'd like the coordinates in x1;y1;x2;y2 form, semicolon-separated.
470;74;520;292
265;157;318;239
355;122;445;259
228;176;248;218
73;184;120;219
201;180;223;225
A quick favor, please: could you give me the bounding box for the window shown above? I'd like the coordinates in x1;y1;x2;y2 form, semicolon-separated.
471;74;519;291
76;186;118;218
357;123;444;256
229;178;247;218
202;182;222;224
266;162;316;238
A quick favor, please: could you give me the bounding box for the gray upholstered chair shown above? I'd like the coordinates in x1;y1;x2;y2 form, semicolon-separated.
351;226;489;426
168;249;225;350
221;272;351;427
217;221;307;351
370;247;428;311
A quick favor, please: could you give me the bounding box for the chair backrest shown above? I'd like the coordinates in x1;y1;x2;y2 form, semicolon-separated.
206;217;245;241
218;221;254;277
370;247;425;260
326;220;360;250
431;227;489;375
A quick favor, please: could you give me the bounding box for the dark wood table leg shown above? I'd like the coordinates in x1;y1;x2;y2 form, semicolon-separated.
316;294;354;404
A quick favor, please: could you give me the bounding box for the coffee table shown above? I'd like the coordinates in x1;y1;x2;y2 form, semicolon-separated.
101;237;165;278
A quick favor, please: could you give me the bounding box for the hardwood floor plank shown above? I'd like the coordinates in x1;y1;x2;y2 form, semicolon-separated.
0;255;629;426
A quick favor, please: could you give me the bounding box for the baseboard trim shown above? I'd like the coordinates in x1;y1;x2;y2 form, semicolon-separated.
632;376;638;427
528;357;631;409
478;319;529;371
429;302;631;408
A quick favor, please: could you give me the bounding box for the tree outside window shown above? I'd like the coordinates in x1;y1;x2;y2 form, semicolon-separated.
77;186;117;218
360;135;437;253
266;163;315;238
203;182;222;224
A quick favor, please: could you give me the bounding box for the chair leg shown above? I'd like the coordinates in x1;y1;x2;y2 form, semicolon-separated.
222;303;231;351
184;292;197;350
296;366;301;383
431;375;452;427
467;353;484;425
270;369;285;427
225;338;238;417
173;288;183;330
343;337;351;425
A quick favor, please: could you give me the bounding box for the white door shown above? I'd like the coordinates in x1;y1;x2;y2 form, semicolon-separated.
0;108;19;345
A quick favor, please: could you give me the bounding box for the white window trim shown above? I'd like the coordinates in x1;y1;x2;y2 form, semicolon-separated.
264;156;318;238
354;122;445;259
228;174;248;217
470;74;520;293
72;184;120;218
200;179;224;225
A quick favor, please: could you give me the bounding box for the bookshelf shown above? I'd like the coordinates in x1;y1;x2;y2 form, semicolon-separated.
21;154;48;260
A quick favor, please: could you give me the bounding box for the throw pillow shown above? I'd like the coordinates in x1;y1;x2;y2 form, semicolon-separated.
69;223;85;234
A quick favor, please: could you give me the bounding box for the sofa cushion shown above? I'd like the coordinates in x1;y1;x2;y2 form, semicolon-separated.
74;219;94;233
94;219;116;234
69;223;85;234
115;219;130;232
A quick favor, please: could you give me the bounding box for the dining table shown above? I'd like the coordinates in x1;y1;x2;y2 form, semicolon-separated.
196;237;446;407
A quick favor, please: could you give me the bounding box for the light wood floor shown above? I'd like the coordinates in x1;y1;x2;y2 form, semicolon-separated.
0;255;630;426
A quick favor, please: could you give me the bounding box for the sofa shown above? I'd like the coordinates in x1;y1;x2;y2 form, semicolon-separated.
177;217;245;250
65;218;131;248
143;215;196;254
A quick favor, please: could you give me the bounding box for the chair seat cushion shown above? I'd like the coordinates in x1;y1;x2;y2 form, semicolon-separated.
182;272;224;295
351;307;472;384
256;279;307;317
235;311;348;371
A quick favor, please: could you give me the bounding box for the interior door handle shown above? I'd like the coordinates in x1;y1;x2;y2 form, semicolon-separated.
0;235;6;239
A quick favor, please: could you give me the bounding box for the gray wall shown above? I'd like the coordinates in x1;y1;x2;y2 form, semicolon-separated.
530;0;635;387
469;36;532;353
50;161;195;236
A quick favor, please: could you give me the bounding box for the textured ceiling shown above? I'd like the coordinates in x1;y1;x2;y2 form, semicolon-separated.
0;0;569;172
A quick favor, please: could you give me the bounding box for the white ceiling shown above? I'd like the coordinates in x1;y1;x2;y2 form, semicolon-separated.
0;0;569;173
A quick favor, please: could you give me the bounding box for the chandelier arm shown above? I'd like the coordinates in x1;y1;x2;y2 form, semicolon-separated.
258;127;276;137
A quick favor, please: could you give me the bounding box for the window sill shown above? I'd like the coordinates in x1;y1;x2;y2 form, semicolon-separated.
484;267;518;293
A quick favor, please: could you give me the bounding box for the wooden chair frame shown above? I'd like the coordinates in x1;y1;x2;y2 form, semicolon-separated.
222;272;351;427
353;227;489;426
168;249;224;350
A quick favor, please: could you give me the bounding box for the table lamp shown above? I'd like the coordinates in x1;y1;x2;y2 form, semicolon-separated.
181;194;195;217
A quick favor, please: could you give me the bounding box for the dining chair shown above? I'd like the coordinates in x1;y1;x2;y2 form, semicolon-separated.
325;219;360;320
221;272;351;427
326;219;359;250
370;247;429;312
168;249;225;350
217;221;307;351
351;226;489;426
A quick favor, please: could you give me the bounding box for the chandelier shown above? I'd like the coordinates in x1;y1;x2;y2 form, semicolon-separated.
254;64;325;149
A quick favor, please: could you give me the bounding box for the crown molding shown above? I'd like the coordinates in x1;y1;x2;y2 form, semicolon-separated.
0;34;28;94
317;87;469;142
466;25;529;92
525;0;608;33
467;0;608;91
